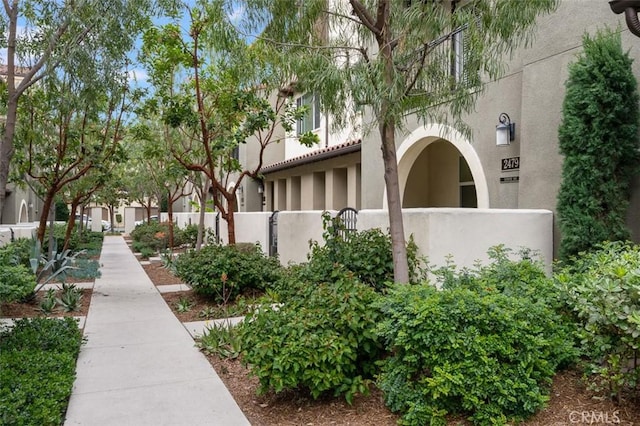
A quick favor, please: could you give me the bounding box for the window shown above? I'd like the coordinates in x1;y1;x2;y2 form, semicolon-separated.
459;156;477;208
296;93;321;135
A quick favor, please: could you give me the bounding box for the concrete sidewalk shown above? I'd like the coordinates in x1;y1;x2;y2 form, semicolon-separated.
64;235;250;426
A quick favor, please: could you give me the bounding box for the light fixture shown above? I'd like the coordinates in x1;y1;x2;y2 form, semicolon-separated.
496;113;515;146
610;0;640;38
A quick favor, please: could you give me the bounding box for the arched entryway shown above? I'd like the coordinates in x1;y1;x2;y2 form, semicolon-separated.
393;124;489;209
18;200;29;223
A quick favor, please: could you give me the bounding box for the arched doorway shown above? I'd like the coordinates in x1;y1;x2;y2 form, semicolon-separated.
402;139;477;207
394;124;489;209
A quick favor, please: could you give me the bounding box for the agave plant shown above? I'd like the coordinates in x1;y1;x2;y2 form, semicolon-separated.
30;239;81;293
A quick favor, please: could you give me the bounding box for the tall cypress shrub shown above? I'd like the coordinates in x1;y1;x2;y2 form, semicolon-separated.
557;29;640;260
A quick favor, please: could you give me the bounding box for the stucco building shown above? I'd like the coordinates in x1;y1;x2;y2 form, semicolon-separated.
234;0;640;257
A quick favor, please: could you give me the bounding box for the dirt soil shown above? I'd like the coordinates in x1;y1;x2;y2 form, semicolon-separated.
1;287;92;319
140;257;640;425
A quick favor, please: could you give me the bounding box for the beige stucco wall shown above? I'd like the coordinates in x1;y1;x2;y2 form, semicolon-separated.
271;208;552;272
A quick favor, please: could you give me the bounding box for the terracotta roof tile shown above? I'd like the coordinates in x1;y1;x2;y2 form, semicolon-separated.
262;139;361;174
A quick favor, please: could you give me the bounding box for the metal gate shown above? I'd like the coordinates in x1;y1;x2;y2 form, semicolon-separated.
215;212;220;244
335;207;358;240
268;210;279;257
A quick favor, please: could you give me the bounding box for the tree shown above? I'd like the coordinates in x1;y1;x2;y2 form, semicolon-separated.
140;0;317;245
12;61;129;244
131;120;190;248
557;29;640;260
244;0;558;283
0;0;173;222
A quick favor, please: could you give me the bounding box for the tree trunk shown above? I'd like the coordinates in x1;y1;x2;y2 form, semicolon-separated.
0;99;19;224
167;193;175;249
37;188;57;244
380;122;409;284
64;202;81;251
196;183;207;250
226;193;237;245
47;207;56;258
376;0;409;284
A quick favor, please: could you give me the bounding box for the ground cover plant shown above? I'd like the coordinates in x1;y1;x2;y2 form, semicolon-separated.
0;317;83;425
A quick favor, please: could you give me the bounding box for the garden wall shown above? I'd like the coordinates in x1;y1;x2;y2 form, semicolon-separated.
164;208;553;271
0;224;38;247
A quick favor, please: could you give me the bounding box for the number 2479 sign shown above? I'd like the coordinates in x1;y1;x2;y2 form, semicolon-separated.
501;157;520;171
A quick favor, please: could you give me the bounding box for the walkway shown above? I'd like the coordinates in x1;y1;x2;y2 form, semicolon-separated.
64;236;250;426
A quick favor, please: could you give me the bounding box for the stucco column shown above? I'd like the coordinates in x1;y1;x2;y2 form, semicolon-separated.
124;207;137;234
347;164;361;209
90;207;102;232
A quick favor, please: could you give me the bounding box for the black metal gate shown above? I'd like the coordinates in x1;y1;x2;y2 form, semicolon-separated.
215;212;220;244
335;207;358;240
268;210;279;257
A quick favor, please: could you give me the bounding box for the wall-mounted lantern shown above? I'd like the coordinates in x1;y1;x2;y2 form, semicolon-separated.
496;113;515;146
610;0;640;38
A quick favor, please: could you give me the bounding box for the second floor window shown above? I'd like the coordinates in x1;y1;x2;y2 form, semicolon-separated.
296;93;321;135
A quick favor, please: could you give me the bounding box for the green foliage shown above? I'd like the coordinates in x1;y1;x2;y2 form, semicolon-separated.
239;272;383;403
174;296;193;313
130;221;171;251
0;238;33;268
555;241;640;399
174;244;282;303
0;264;36;305
197;323;242;359
557;29;640;260
139;247;156;260
0;318;82;426
39;289;57;316
181;224;198;247
302;213;425;292
376;250;576;425
31;240;82;293
55;199;70;222
0;239;37;306
197;297;255;320
56;284;83;313
66;258;101;280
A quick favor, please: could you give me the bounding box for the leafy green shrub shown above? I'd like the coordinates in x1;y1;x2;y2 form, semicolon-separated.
239;272;383;403
0;238;32;268
376;251;576;425
557;29;640;260
130;221;172;251
139;247;156;260
0;264;36;305
555;241;640;400
0;318;82;426
303;213;425;291
174;243;282;303
181;223;198;247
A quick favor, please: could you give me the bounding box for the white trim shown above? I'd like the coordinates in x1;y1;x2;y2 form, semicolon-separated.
384;123;489;209
18;199;29;223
